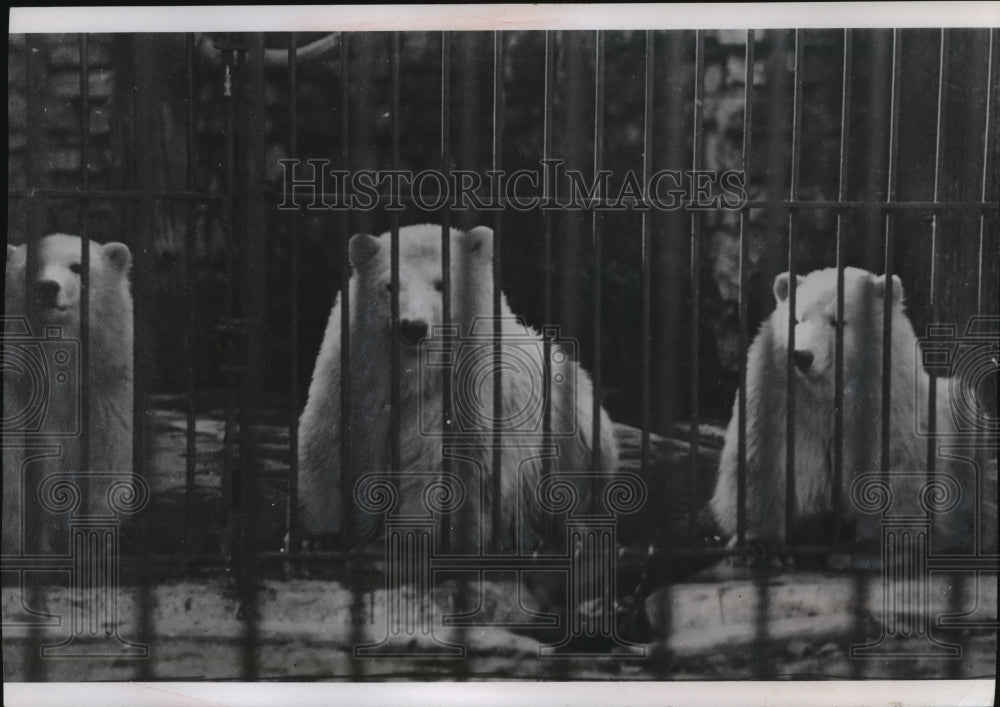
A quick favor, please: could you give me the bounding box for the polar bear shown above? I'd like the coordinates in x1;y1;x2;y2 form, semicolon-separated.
710;266;995;554
3;234;133;555
297;224;619;553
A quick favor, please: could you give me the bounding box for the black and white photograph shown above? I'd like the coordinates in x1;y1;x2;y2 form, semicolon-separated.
3;4;998;703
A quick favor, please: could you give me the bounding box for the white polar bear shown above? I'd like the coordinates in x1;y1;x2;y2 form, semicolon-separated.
3;234;133;555
710;266;996;553
297;224;619;553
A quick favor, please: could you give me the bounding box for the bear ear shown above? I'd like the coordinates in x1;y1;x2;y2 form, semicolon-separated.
874;273;903;302
348;233;381;268
772;272;804;303
463;226;494;260
102;242;132;273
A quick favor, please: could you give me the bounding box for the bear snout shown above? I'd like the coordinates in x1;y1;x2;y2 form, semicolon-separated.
399;319;429;346
34;279;63;308
793;349;814;373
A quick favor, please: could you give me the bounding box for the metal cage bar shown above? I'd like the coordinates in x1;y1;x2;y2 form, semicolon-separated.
184;33;199;551
77;34;91;488
184;33;198;547
926;29;948;480
640;30;654;484
541;31;555;492
339;33;354;551
784;29;804;546
22;31;47;683
591;30;606;474
833;29;853;548
238;32;268;681
285;32;300;556
438;31;453;553
688;30;704;539
880;29;902;475
131;33;158;681
972;27;997;557
221;38;238;565
736;29;755;548
976;28;996;315
390;35;403;481
490;30;505;554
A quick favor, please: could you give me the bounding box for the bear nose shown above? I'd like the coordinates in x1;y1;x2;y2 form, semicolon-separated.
399;319;428;345
34;279;61;307
793;350;814;373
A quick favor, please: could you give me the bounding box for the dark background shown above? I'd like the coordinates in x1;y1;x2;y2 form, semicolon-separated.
7;29;998;432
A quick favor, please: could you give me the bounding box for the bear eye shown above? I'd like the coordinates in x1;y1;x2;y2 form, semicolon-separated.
433;279;443;292
69;263;82;275
828;315;838;327
385;282;394;294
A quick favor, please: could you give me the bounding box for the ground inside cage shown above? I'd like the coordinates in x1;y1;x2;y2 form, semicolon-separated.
2;571;996;680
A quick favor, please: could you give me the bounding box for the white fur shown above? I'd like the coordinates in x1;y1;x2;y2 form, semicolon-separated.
3;234;133;554
711;266;993;549
297;224;619;551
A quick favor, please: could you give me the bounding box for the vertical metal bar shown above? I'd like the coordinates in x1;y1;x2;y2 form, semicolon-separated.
184;33;198;549
972;29;996;558
23;31;46;683
833;29;853;547
689;30;704;539
784;30;804;547
221;40;238;564
976;29;996;315
880;30;902;475
239;32;267;680
390;33;402;477
752;34;772;677
23;32;44;326
861;31;891;268
559;32;585;411
339;32;362;684
339;33;353;551
439;32;453;553
753;29;778;674
541;31;555;487
132;33;156;682
78;34;91;490
751;559;771;677
490;31;504;553
286;33;300;556
640;31;654;479
591;30;605;477
447;36;470;668
736;30;755;548
850;571;868;679
653;33;687;464
927;29;948;478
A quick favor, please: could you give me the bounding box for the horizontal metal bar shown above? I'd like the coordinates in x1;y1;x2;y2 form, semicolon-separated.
926;557;1000;570
269;191;999;211
101;541;1000;567
9;188;227;201
0;557;76;569
741;200;998;211
14;187;996;211
430;555;572;570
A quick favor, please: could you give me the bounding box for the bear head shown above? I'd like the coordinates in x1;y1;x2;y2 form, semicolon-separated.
348;224;494;352
6;234;132;338
772;266;903;385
